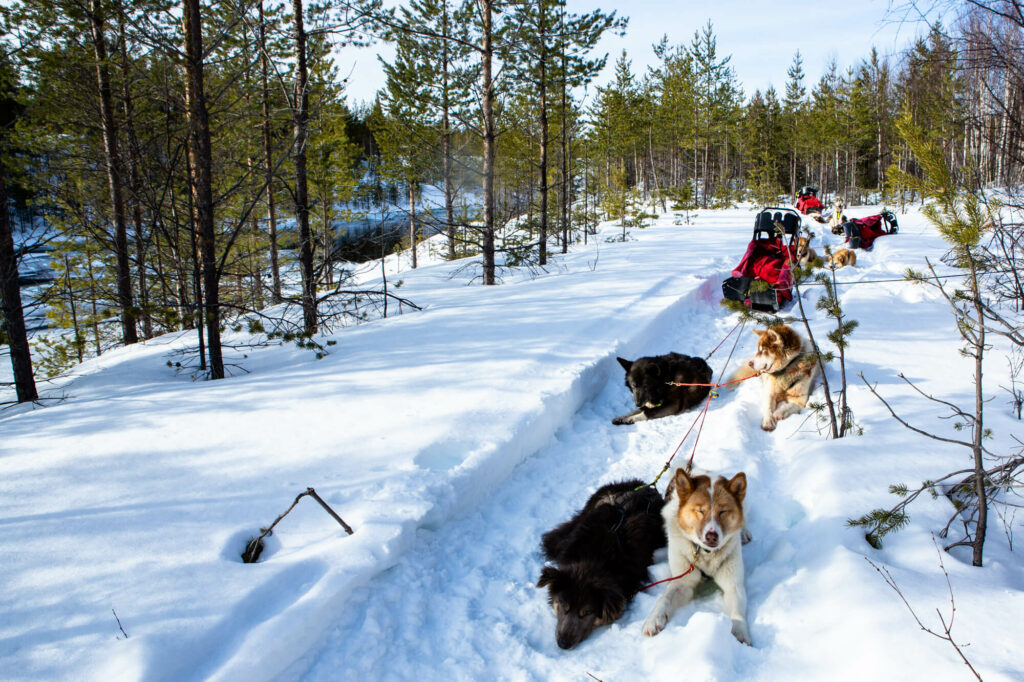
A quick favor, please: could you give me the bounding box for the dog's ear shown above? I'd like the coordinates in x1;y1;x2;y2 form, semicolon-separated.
727;472;747;504
752;329;765;337
537;565;562;589
616;357;633;372
599;588;626;624
673;467;695;498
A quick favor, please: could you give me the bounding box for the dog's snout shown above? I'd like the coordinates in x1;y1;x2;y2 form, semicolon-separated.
748;360;754;368
704;529;719;547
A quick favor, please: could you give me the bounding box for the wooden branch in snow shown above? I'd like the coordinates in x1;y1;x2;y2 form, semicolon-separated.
865;537;982;681
858;373;974;450
244;487;353;563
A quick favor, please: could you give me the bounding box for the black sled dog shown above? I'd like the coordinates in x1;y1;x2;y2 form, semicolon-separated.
537;480;666;649
612;353;713;425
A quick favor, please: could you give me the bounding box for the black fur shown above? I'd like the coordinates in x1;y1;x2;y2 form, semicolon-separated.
612;353;713;425
537;480;666;649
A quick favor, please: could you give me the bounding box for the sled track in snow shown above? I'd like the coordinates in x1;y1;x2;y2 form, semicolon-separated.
292;269;815;682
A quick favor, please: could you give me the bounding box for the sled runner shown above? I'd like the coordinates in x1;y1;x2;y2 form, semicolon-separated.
722;208;800;313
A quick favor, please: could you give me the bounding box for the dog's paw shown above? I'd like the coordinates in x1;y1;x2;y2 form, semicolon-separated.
741;527;753;545
760;417;776;431
611;415;631;426
642;610;668;637
731;619;752;646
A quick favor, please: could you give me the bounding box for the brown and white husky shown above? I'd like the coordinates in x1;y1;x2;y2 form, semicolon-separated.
642;466;752;645
732;324;820;431
795;236;819;268
826;248;857;269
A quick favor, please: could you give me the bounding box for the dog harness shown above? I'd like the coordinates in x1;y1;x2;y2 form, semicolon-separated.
769;352;817;391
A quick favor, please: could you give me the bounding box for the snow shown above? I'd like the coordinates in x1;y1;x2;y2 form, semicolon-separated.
2;205;1023;681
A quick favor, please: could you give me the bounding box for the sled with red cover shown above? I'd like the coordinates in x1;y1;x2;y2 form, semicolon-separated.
722;208;800;312
795;186;823;215
843;210;898;250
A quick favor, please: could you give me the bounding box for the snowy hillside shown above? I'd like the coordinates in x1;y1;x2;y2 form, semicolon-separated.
1;206;1022;681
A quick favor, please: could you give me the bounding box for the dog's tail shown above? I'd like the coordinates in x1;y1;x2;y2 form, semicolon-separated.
723;362;758;389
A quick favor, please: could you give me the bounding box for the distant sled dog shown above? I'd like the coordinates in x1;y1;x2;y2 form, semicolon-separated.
612;353;713;425
642;465;753;645
826;248;857;269
537;480;666;649
795;236;820;269
732;324;820;431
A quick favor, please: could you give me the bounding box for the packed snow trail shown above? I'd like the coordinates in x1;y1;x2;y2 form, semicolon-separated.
294;210;1023;682
293;288;774;681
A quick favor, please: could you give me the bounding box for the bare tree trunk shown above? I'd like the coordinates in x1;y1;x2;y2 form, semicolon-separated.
479;0;496;285
63;253;84;363
182;0;223;378
117;13;152;340
968;257;987;566
259;0;282;303
560;28;570;254
0;171;37;402
441;4;456;261
291;0;317;332
88;0;137;346
87;259;102;356
409;183;417;268
536;4;548;266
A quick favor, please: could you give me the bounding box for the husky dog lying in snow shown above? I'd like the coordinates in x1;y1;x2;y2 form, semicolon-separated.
826;247;857;269
732;324;820;431
612;353;713;425
795;236;820;269
537;480;666;649
642;465;753;645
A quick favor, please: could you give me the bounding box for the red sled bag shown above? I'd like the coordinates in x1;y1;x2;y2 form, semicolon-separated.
844;210;898;249
795;185;823;215
796;193;823;214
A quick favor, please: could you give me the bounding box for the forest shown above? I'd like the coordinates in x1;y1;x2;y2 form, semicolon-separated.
0;0;1022;398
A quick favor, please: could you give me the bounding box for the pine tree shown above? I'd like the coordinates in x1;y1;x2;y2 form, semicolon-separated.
380;0;475;262
87;0;138;347
689;21;742;207
0;53;37;401
743;88;784;206
782;51;807;195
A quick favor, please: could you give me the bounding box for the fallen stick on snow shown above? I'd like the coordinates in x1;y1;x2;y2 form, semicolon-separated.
243;487;354;563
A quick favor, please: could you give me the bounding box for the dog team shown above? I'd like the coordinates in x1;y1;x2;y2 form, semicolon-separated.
538;199;890;651
539;320;820;649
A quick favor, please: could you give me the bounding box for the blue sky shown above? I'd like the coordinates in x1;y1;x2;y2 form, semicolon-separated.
341;0;937;107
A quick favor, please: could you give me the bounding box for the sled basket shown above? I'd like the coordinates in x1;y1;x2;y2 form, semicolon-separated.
722;275;783;312
721;207;801;313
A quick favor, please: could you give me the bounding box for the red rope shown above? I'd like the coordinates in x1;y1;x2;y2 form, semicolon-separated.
666;372;761;389
688;394;713;467
662;394;711;468
640;562;695;591
704;320;742;360
645;321;759;490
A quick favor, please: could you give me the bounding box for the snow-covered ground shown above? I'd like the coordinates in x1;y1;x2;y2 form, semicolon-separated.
2;206;1022;681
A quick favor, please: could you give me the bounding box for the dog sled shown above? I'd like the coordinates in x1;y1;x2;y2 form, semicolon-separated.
722;208;800;313
795;186;823;215
839;209;899;249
